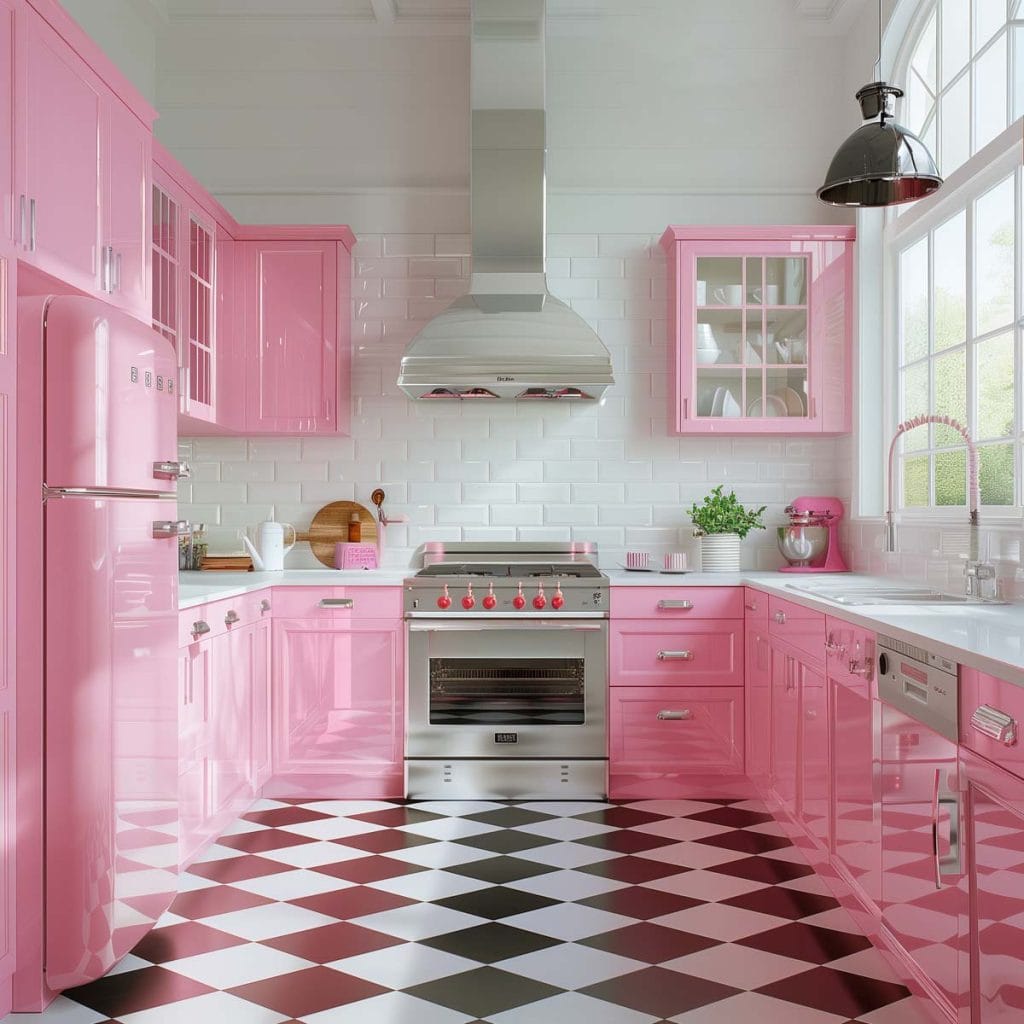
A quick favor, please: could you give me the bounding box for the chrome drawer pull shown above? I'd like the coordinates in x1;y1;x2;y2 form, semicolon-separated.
744;602;758;611
224;610;240;625
848;656;872;679
657;710;692;721
260;599;271;614
774;611;787;624
191;620;211;637
971;705;1017;747
657;650;694;661
657;600;693;610
319;598;354;608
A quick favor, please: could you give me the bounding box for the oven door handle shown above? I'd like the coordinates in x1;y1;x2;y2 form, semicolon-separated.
408;621;605;632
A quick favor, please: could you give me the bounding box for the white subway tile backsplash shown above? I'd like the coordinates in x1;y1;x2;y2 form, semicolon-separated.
180;231;852;569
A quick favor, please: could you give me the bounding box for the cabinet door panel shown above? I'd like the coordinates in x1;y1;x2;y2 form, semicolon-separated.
963;751;1024;1024
273;619;402;774
745;626;771;790
880;702;964;1017
798;660;828;848
770;645;798;817
611;622;742;687
18;8;102;291
104;97;150;321
246;242;338;433
178;642;212;867
0;1;14;248
209;626;252;821
250;617;271;792
184;209;215;421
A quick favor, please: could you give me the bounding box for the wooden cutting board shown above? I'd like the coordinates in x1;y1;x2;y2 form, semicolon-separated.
297;500;378;568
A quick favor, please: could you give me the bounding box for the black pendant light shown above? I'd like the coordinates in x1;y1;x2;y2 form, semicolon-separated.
818;0;942;207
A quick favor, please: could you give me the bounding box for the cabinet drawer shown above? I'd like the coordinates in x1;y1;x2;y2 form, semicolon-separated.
270;586;402;620
609;686;744;773
960;667;1024;776
611;586;743;620
611;622;742;687
768;596;825;663
824;616;875;694
743;587;769;624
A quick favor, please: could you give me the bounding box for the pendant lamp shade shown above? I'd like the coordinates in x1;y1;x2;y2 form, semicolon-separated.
818;83;942;207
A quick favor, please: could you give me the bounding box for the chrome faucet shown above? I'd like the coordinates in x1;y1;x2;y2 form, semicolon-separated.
885;415;996;597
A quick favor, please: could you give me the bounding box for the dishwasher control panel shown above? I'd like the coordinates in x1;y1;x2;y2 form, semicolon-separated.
877;635;959;742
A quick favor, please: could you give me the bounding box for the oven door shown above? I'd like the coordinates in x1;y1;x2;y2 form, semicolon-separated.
406;619;608;758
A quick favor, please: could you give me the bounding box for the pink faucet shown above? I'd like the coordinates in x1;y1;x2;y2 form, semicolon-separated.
886;414;979;559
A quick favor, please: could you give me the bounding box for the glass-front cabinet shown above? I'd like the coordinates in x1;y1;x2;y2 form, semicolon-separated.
660;227;855;434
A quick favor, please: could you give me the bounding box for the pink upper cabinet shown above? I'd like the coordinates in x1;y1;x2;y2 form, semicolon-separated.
242;238;349;435
659;226;854;435
14;4;103;293
0;1;14;249
102;97;151;323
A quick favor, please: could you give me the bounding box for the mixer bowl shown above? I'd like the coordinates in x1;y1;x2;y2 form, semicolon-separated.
777;525;829;567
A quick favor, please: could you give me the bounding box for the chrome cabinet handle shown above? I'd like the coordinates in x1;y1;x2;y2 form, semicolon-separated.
319;598;354;608
182;364;191;413
774;611;787;624
102;245;113;292
153;460;191;480
657;600;693;610
971;705;1017;746
786;655;796;692
824;633;846;656
657;650;694;661
153;519;191;538
29;198;36;251
224;610;240;625
744;602;758;612
19;195;25;248
260;599;271;614
191;620;211;637
115;251;122;292
932;770;962;887
657;710;692;721
848;656;872;678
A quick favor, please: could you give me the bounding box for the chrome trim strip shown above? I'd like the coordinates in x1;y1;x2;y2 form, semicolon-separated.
44;486;177;501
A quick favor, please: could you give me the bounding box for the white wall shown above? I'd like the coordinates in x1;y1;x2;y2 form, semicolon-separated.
156;1;859;570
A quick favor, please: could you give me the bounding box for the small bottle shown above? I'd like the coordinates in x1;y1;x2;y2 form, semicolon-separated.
347;513;361;543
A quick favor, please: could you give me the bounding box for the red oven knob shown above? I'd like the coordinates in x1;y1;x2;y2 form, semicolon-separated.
483;583;497;610
512;582;526;610
461;584;475;610
551;584;565;610
533;584;546;610
437;584;452;610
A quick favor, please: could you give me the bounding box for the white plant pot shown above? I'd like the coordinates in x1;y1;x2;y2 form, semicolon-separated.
700;532;742;572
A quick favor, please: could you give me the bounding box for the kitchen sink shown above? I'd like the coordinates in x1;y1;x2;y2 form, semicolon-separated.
785;582;999;606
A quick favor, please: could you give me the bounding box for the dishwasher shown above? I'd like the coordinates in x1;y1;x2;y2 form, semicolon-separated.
876;635;965;1019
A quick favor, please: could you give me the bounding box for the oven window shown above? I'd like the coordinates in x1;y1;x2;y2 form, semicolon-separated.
429;657;585;725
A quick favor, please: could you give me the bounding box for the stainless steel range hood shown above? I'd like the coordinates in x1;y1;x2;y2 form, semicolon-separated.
397;0;615;402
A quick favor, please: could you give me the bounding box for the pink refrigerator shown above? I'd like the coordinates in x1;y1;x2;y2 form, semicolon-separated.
40;296;186;990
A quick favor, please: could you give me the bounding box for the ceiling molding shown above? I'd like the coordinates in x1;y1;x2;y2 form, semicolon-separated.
126;0;170;27
793;0;869;35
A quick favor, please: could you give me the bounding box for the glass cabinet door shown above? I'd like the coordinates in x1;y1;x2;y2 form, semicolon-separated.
694;254;810;422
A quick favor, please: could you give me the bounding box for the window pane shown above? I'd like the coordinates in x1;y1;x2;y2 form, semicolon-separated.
904;455;930;506
941;0;971;86
974;31;1007;152
934;347;967;445
913;11;938;91
907;70;935;135
980;443;1015;505
974;0;1006;53
900;237;929;362
1015;26;1024;121
940;74;971;173
976;332;1016;439
975;175;1015;334
933;211;967;351
935;448;967;505
902;362;930;451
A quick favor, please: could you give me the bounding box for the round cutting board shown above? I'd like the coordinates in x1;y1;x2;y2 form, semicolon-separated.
298;501;378;568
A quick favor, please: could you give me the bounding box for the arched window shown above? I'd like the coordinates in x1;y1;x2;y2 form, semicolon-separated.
886;1;1023;516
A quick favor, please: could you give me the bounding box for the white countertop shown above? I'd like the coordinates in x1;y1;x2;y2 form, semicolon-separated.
178;569;410;609
179;567;1024;687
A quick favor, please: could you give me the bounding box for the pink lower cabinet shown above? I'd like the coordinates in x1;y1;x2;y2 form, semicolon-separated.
769;643;799;819
879;699;966;1019
209;615;255;825
798;658;828;848
250;611;272;792
178;635;213;867
269;589;403;798
826;620;881;915
745;618;771;791
610;620;742;688
608;687;744;798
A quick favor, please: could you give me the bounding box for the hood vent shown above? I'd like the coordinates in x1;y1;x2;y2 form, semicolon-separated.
397;0;615;401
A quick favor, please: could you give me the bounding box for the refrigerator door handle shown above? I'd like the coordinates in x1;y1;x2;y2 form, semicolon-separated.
153;461;191;481
152;520;192;539
44;486;178;501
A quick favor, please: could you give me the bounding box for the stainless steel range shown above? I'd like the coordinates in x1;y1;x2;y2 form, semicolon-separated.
404;542;609;799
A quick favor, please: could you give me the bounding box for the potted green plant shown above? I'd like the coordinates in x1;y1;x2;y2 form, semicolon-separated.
687;485;767;571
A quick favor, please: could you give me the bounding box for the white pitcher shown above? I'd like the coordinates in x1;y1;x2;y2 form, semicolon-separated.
241;520;296;572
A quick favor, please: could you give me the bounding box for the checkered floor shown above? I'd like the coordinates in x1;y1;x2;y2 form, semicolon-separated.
14;798;943;1024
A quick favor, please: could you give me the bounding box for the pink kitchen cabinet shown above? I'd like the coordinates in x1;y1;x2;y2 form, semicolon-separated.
770;643;800;819
744;591;771;792
827;620;881;915
177;635;213;868
610;620;743;688
269;590;403;798
659;226;854;435
0;0;14;249
240;237;350;435
250;610;272;792
879;699;966;1021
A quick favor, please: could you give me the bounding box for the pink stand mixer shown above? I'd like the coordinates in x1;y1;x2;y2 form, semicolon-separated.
777;495;849;573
